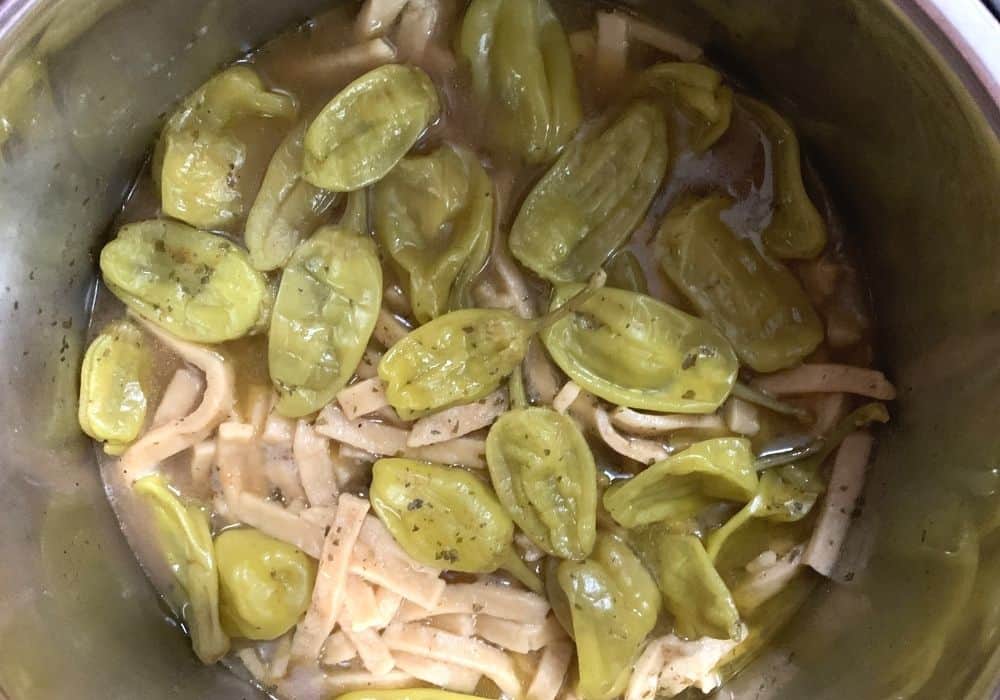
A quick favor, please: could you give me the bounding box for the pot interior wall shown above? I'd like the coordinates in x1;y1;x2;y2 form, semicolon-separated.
0;0;997;698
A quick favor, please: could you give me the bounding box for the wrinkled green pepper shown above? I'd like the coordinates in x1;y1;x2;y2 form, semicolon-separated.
558;532;661;700
637;62;733;151
740;96;827;259
631;529;741;639
269;225;382;417
100;220;271;343
604;437;758;529
244;122;339;271
215;527;316;640
155;66;295;230
458;0;582;163
304;64;440;192
605;249;648;294
656;194;823;372
78;320;148;455
133;474;229;663
706;402;889;560
541;284;738;413
486;407;597;559
370;459;538;587
373;144;493;323
510;100;669;283
378;278;601;418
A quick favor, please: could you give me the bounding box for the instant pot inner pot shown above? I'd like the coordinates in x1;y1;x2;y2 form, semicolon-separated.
0;0;997;698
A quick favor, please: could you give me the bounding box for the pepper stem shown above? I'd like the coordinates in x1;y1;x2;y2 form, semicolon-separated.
341;188;369;234
508;363;529;409
532;269;608;335
500;549;544;594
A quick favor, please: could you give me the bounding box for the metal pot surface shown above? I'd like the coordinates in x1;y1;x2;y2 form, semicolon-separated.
0;0;997;698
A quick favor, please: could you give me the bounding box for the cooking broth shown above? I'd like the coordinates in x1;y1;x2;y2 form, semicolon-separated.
83;2;892;699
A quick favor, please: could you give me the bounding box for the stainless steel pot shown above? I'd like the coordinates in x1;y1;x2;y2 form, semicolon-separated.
0;1;997;698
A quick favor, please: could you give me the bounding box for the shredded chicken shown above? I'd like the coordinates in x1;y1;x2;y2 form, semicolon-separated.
402;436;487;469
397;581;550;624
321;631;357;667
594;407;670;465
611;407;726;436
752;363;896;400
627;634;739;700
119;318;234;481
407;388;508;447
292;494;370;661
152;367;204;427
356;0;410;37
474;615;566;654
803;432;874;576
625;15;702;61
316;405;409;456
527;641;574;700
552;381;582;414
293;420;340;507
392;650;482;693
338;378;390;420
595;11;629;94
373;308;412;348
733;544;804;611
382;622;522;698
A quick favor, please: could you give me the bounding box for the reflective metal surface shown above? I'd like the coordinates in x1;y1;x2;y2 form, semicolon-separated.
0;0;997;698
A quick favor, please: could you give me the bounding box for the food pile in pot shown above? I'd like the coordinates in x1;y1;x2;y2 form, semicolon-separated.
77;1;896;698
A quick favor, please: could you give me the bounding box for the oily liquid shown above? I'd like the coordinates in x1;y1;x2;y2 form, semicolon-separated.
91;2;876;698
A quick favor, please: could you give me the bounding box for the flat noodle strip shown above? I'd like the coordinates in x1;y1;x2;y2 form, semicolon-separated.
217;422;269;508
403;436;487;469
392;651;482;693
428;613;475;637
752;363;896;400
407;388;508;447
189;439;216;491
373;308;412;348
595;11;629;94
339;616;395;674
119;317;234;481
625;15;703;60
316;405;410;456
722;398;760;436
321;631;358;667
343;576;383;631
268;632;293;681
610;407;726;436
803;432;875;576
323;669;416;696
293;420;339;507
374;587;404;628
357;0;410;37
396;581;550;624
527;641;574;700
552;381;581;414
235;493;325;559
382;622;522;698
152;367;204;427
474;615;566;653
349;539;446;610
338;378;391;420
292;494;370;661
593;407;670;465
